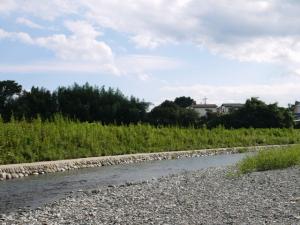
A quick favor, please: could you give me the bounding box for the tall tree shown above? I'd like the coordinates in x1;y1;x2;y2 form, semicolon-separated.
15;87;57;120
0;80;22;120
55;83;150;124
148;100;199;126
174;96;196;108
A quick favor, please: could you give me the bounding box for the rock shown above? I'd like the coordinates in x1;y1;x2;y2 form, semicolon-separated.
11;173;19;179
6;173;12;179
0;173;6;179
91;190;100;194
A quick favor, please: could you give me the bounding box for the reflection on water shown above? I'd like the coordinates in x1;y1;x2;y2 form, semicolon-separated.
0;153;249;213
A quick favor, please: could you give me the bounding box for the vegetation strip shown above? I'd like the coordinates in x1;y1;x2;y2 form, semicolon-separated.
1;117;300;165
238;145;300;173
0;145;291;181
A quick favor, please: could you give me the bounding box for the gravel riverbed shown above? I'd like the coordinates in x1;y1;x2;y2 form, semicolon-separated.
1;167;299;225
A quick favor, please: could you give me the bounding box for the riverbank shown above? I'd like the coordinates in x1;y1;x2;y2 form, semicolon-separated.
1;166;299;225
2;119;299;165
0;144;290;181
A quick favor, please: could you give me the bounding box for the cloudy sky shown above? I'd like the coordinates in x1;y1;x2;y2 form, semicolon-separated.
0;0;299;106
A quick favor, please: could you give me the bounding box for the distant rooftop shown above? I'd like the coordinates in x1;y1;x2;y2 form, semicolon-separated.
191;104;218;109
221;103;244;107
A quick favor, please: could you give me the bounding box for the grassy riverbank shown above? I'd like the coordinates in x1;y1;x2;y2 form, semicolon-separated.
238;146;300;173
1;117;300;164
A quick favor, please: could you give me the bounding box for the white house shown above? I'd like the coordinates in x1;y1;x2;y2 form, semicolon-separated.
294;101;300;122
189;104;218;117
219;103;244;114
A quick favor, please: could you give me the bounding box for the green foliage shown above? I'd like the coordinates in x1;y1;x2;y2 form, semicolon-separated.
0;80;22;121
208;97;294;128
0;81;296;129
148;100;199;126
174;96;195;108
238;146;300;174
14;87;57;120
55;83;150;124
0;81;150;124
0;117;300;165
0;80;22;104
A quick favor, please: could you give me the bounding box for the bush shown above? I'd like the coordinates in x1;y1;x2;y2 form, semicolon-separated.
1;117;300;165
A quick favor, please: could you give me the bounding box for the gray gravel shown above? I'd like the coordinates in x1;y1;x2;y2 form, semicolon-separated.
1;167;299;225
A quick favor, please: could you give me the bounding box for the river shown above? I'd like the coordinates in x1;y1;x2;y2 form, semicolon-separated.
0;152;249;213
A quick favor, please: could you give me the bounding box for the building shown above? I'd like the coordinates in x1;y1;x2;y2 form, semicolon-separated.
189;104;218;117
219;103;244;114
294;101;300;117
294;101;300;122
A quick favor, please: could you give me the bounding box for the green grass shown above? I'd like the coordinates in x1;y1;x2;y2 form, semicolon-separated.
238;146;300;174
1;116;300;165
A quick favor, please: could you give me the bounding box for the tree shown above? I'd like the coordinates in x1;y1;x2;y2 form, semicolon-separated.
0;80;22;104
0;80;22;120
15;87;57;120
55;83;150;124
207;97;294;128
148;100;199;126
174;96;196;108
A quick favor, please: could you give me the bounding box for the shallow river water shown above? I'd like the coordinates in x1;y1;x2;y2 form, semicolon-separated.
0;152;249;213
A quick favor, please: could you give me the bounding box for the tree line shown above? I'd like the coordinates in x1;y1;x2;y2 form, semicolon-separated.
0;80;295;128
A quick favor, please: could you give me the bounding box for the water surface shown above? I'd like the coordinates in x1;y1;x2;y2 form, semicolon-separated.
0;153;249;213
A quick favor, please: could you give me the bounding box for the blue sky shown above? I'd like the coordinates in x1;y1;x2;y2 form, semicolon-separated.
0;0;299;106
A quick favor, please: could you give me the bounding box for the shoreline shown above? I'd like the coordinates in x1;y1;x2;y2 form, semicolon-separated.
0;144;291;181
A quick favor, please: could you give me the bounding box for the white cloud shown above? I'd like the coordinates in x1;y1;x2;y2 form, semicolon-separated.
0;0;17;14
161;81;300;106
2;1;300;64
16;17;44;29
19;0;79;21
0;20;121;75
203;36;300;75
137;73;150;81
130;34;175;49
0;28;34;44
0;21;114;63
0;28;10;39
206;37;300;64
0;19;182;77
2;0;300;80
116;55;182;75
74;0;300;74
0;61;118;74
64;20;101;39
0;54;181;79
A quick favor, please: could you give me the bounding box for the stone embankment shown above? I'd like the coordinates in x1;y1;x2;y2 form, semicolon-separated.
0;144;290;181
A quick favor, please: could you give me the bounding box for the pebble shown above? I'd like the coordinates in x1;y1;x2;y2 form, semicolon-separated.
1;167;299;225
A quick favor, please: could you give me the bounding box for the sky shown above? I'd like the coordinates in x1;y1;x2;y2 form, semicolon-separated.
0;0;299;107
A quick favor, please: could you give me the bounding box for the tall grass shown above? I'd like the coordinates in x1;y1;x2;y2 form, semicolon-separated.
238;146;300;173
1;116;300;164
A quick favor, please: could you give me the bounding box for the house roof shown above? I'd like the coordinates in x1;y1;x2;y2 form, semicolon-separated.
221;103;244;107
191;104;218;109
